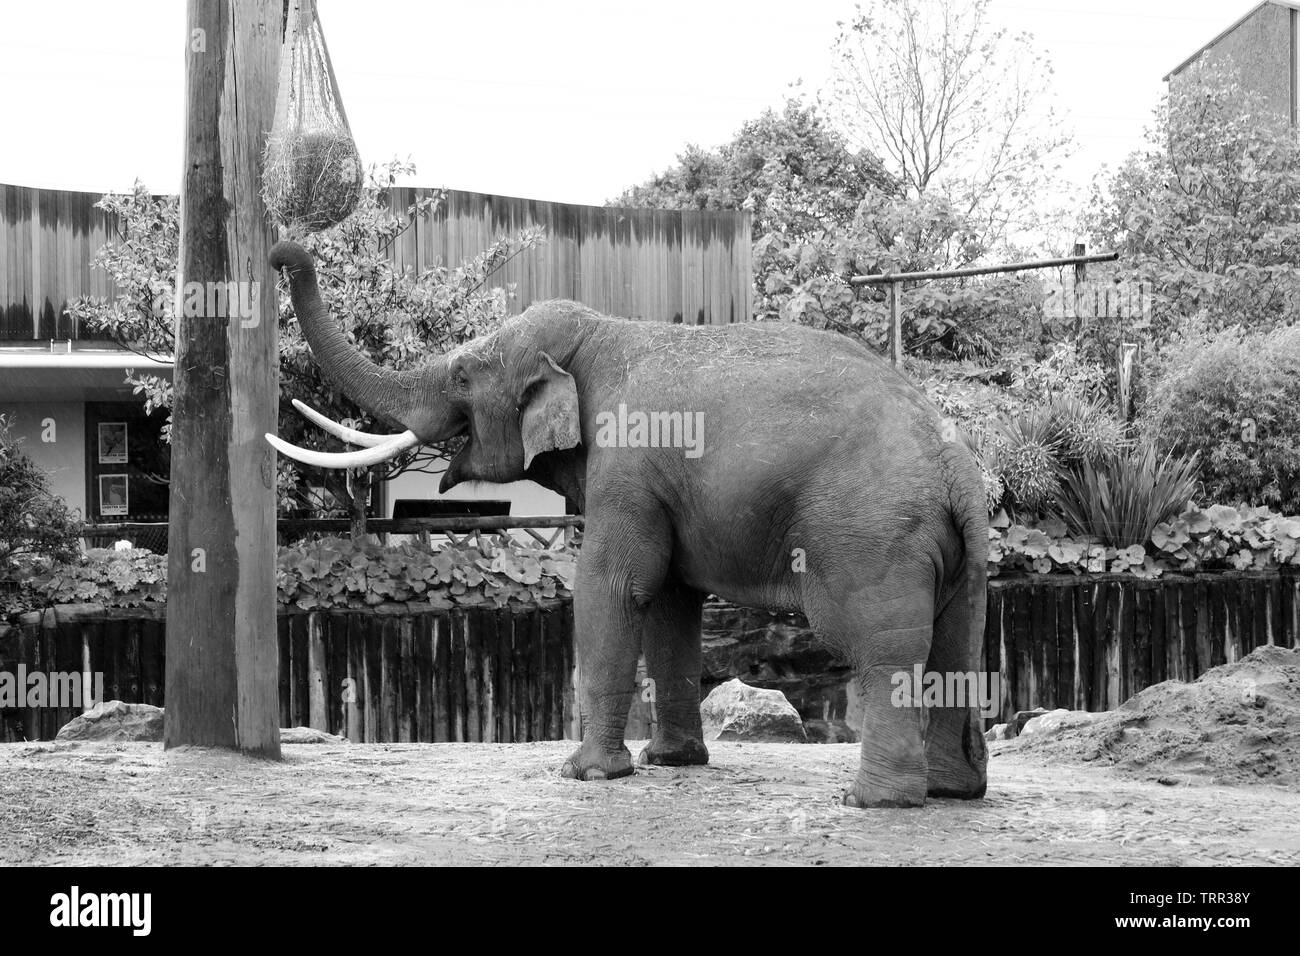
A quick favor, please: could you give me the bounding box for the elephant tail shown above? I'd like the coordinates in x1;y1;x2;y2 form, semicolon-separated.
959;494;989;669
946;455;989;672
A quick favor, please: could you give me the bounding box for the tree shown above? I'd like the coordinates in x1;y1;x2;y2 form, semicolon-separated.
1088;61;1300;345
0;416;83;578
824;0;1070;254
616;95;1048;362
68;161;544;537
614;98;895;242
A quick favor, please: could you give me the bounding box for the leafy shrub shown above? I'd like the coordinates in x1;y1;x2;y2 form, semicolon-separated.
18;536;577;617
989;503;1300;578
922;346;1127;519
1143;325;1300;513
1054;441;1200;547
29;548;166;609
276;535;575;610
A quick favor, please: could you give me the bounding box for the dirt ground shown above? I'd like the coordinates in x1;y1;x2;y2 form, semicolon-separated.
1;738;1297;865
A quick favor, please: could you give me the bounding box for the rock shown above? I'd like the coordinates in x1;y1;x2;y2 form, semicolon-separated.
279;726;349;745
984;722;1011;742
700;678;807;743
700;600;852;734
1020;708;1105;736
1007;708;1048;737
56;703;350;746
56;701;164;742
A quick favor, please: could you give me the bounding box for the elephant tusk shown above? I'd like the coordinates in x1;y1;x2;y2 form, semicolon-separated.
264;430;420;469
291;399;398;448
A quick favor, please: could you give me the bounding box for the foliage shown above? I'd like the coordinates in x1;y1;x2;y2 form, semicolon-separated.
1142;324;1300;514
824;0;1071;251
986;407;1064;514
923;350;1127;518
1054;441;1200;547
18;536;576;616
0;416;84;578
758;187;1046;360
275;535;575;611
1088;62;1300;344
989;503;1300;579
613;98;894;242
65;163;545;531
28;548;167;609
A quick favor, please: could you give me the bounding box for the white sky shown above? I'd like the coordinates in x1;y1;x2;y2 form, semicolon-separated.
0;0;1253;205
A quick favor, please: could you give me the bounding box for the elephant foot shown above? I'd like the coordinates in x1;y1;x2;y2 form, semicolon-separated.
560;743;635;781
842;778;926;809
925;710;988;799
638;736;709;767
927;778;987;800
926;754;987;799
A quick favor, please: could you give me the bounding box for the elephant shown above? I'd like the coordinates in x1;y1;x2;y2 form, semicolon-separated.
266;240;989;808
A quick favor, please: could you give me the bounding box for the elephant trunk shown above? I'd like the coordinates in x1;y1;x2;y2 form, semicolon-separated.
271;240;425;430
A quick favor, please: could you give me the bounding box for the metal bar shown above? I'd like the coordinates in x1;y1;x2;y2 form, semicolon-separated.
850;251;1118;286
84;515;587;537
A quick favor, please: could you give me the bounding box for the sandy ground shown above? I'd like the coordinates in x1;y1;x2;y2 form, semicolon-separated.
1;739;1297;866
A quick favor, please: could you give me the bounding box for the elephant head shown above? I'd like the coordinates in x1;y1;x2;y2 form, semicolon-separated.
267;241;582;492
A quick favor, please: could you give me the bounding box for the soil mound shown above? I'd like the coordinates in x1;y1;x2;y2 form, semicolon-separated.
1003;645;1300;785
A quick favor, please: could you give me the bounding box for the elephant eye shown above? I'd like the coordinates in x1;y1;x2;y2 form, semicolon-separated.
454;369;469;389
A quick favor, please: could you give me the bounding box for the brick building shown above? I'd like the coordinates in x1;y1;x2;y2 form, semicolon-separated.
1164;0;1300;126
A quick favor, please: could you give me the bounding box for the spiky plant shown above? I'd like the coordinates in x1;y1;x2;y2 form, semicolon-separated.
989;408;1065;515
1055;440;1201;546
1047;393;1128;465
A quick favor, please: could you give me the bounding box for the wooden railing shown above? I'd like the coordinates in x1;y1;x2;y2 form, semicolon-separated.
83;515;585;552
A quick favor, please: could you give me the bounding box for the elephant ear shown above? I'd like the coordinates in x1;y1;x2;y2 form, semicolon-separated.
520;352;581;469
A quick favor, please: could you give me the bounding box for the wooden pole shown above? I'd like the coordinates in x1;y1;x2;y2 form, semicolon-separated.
888;281;903;367
850;250;1117;285
165;0;282;755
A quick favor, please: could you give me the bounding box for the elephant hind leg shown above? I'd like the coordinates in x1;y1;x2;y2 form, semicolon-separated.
804;574;935;809
924;587;989;800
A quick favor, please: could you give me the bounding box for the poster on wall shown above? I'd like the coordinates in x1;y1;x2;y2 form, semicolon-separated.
99;474;129;516
98;422;128;463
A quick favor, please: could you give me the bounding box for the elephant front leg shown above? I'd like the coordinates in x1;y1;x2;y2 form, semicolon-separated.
560;572;643;782
638;583;709;768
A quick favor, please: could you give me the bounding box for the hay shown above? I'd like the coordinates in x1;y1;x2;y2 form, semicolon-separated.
261;0;361;236
262;128;362;236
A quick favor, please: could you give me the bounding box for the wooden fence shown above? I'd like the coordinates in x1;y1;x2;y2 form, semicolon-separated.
6;569;1297;742
0;182;752;342
985;570;1300;720
0;601;576;743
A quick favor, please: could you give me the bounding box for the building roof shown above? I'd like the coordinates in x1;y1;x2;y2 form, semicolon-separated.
0;347;172;402
1163;0;1300;81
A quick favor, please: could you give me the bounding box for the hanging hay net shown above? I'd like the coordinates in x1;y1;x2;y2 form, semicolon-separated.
262;0;363;236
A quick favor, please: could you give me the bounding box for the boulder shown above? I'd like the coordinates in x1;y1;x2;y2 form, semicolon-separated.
1020;709;1105;736
279;726;349;745
984;722;1011;742
56;700;164;742
1007;708;1048;737
700;678;807;743
57;703;350;745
